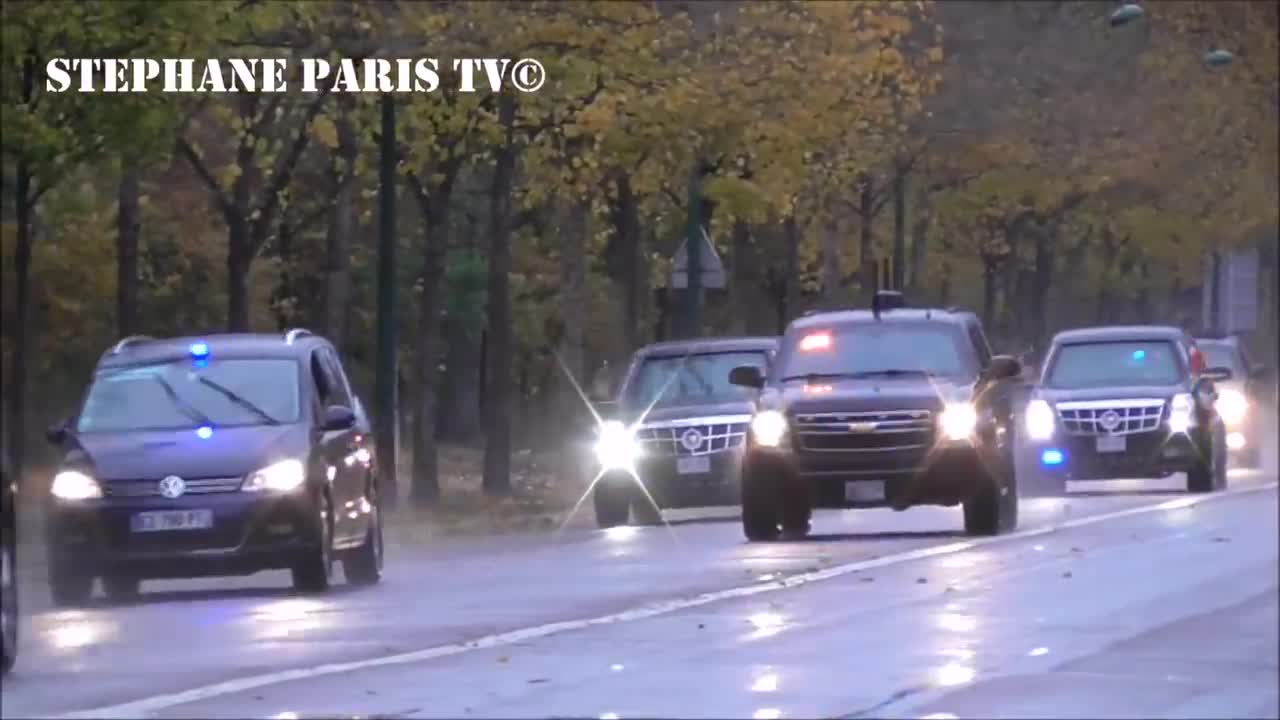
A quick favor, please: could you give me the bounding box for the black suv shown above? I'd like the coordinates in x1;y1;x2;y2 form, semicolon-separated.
591;337;778;528
1022;325;1228;494
44;330;383;605
2;440;16;674
728;293;1024;541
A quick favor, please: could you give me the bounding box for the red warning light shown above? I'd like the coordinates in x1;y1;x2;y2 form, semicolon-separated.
799;332;832;352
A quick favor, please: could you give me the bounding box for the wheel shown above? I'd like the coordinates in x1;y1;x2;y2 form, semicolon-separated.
2;539;16;675
964;471;1016;536
1187;428;1226;493
779;480;812;539
102;572;141;604
593;477;631;529
292;493;333;593
343;487;383;587
741;462;782;542
49;564;93;607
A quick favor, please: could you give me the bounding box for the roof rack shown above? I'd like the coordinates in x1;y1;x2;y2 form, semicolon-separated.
110;335;155;354
284;328;313;345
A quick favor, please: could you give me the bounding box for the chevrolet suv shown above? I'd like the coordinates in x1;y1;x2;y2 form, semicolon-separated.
728;293;1025;541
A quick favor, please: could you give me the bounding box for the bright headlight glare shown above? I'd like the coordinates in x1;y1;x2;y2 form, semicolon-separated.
940;403;978;441
51;470;102;500
1025;399;1055;441
751;411;788;448
1169;393;1194;433
1215;389;1246;426
594;420;639;470
241;458;306;492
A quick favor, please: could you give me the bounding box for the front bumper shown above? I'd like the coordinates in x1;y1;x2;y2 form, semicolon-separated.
600;448;744;508
46;489;320;578
1028;429;1206;481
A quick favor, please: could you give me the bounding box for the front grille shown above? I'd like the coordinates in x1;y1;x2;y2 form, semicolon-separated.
636;419;749;457
1056;399;1165;436
102;477;244;498
795;409;935;452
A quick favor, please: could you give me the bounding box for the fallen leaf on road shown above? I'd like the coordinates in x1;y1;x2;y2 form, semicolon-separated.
498;656;510;663
860;577;875;583
1062;571;1073;578
917;577;929;584
1212;536;1230;542
528;678;550;684
1070;547;1082;553
698;623;706;629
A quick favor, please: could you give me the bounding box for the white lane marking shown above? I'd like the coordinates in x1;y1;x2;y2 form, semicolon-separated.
52;481;1278;719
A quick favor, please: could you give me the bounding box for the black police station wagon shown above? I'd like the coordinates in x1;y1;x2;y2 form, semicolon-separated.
44;330;383;605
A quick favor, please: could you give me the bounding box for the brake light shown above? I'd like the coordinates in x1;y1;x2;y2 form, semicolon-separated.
800;332;832;352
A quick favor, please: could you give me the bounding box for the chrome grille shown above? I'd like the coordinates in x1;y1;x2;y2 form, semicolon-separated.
1056;399;1165;436
102;477;244;498
635;417;750;457
795;409;935;452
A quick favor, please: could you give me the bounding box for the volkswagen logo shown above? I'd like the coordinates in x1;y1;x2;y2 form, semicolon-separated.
1098;410;1122;433
680;428;704;452
158;475;186;499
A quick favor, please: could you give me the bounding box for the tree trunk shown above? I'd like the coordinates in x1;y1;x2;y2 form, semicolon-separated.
613;172;643;354
272;218;295;329
782;214;800;331
557;198;589;435
821;217;842;308
1031;231;1056;355
116;159;141;337
892;166;907;291
981;255;999;329
909;196;930;294
322;101;357;347
727;218;752;333
411;196;449;506
226;215;252;332
482;94;517;496
9;162;33;480
858;177;876;303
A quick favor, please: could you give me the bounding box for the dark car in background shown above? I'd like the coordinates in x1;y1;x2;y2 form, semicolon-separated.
591;337;778;528
2;440;16;675
1196;335;1272;468
43;330;383;605
729;292;1025;541
1022;326;1227;494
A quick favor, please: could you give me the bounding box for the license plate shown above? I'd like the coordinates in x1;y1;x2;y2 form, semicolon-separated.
676;456;711;475
131;509;214;533
1096;435;1127;453
845;480;886;502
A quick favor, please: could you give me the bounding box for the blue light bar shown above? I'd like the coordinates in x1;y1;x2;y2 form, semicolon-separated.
190;342;210;358
1041;449;1064;466
196;425;213;440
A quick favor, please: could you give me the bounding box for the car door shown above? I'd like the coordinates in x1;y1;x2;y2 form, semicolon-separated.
323;348;377;540
309;349;359;545
319;347;369;546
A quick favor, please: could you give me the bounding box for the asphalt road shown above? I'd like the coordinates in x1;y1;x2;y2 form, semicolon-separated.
4;468;1277;720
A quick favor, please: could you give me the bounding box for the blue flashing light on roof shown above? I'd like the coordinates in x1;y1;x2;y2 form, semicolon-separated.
190;342;210;358
1132;350;1145;360
1041;449;1064;466
196;425;213;440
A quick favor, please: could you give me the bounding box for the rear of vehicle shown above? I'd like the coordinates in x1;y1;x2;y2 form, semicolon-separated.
1197;338;1261;468
591;339;775;527
1023;328;1227;494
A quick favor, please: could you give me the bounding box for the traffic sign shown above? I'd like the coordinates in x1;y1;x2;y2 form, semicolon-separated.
670;227;725;289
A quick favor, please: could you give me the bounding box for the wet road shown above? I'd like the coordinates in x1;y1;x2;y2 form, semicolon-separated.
3;470;1277;720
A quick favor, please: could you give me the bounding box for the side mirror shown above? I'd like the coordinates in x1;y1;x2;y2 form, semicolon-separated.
729;365;765;389
46;419;69;445
986;355;1023;381
1202;366;1233;382
321;405;357;431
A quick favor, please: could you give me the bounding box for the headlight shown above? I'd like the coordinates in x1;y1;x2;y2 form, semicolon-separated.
51;470;102;500
1215;389;1247;426
241;459;306;492
1169;392;1195;433
939;403;978;441
750;410;788;448
594;420;639;470
1025;399;1055;441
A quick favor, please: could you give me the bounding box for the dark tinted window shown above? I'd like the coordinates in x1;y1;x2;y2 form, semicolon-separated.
77;358;301;432
1045;341;1183;389
625;351;768;408
1199;343;1240;372
778;322;977;381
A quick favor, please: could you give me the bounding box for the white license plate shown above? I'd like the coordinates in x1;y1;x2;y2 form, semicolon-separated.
845;480;886;502
131;509;214;533
1096;435;1127;453
676;456;711;474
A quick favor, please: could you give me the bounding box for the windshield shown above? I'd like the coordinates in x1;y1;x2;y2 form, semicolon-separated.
1044;341;1183;389
1198;343;1238;372
624;351;767;408
778;322;976;381
76;358;302;433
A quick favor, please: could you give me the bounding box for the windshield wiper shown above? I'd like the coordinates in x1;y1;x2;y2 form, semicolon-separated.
150;376;214;427
194;377;281;425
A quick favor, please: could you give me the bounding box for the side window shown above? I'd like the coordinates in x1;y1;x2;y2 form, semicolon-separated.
320;349;352;408
310;351;334;410
968;324;992;367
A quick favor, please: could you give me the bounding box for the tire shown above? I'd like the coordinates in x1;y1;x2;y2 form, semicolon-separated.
741;463;782;542
1187;428;1226;493
343;488;383;587
49;565;93;608
102;572;141;604
630;491;663;526
2;539;16;676
593;478;631;529
292;493;333;593
964;470;1016;536
779;480;812;539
